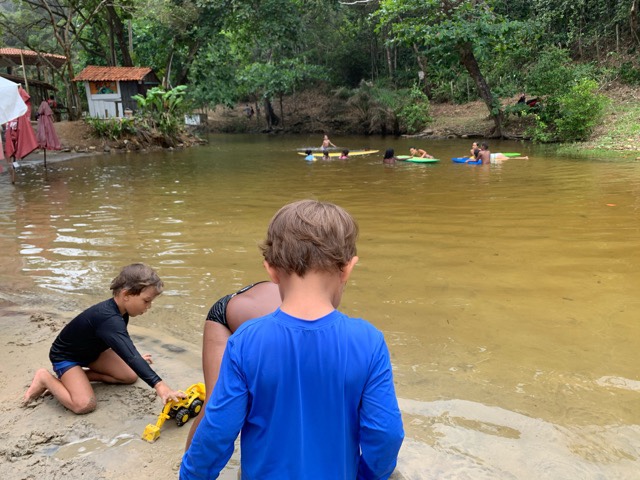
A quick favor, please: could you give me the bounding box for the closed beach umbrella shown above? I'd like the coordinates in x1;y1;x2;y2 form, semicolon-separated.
0;76;27;161
4;86;38;161
36;100;61;167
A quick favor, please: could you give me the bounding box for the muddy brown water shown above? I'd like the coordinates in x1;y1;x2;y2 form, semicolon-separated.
1;134;639;478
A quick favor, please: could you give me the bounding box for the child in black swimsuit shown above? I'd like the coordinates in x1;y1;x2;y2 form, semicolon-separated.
23;263;185;414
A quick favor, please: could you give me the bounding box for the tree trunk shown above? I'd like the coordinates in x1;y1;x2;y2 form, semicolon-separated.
164;48;174;89
385;45;393;80
412;43;432;98
108;15;116;66
458;41;504;138
254;100;261;125
632;0;640;46
175;39;203;86
64;50;82;120
106;5;133;67
279;94;285;128
263;98;279;129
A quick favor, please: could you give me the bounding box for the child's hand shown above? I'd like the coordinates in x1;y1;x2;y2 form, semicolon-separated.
154;381;187;404
142;354;153;364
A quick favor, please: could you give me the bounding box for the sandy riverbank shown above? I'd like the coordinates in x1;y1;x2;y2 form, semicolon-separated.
0;299;222;480
0;296;417;480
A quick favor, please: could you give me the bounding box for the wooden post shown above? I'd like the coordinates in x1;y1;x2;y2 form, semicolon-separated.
128;20;134;59
19;50;29;93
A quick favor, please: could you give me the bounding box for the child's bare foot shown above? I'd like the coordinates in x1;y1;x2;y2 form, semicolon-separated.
22;368;52;405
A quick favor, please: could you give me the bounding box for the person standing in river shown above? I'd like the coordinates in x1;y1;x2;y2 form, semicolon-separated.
320;134;337;155
383;148;397;164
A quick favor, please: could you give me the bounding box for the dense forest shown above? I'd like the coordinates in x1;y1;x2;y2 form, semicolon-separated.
1;0;639;141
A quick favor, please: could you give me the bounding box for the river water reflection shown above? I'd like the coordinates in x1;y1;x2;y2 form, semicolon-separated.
1;134;639;478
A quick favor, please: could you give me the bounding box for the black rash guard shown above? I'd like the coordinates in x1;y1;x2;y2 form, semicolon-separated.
49;298;162;388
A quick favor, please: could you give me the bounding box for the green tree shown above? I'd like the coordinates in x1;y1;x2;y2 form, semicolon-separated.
336;81;430;135
214;0;330;126
131;0;226;87
376;0;527;138
186;36;240;109
496;0;640;57
0;0;113;119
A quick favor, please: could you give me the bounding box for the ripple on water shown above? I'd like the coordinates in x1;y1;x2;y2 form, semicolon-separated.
596;376;640;392
397;398;639;479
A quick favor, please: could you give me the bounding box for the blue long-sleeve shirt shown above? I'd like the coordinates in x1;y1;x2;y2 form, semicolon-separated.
181;308;403;479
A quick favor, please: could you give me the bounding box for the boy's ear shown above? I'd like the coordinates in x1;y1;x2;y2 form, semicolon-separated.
340;256;359;283
117;288;132;303
263;260;280;284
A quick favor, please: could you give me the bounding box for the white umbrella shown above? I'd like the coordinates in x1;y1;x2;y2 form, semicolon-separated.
1;76;27;172
0;76;27;124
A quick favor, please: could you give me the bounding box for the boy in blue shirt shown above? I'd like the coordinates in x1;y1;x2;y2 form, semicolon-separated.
181;199;404;479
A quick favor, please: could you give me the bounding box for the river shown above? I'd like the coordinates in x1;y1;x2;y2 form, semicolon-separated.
1;134;639;478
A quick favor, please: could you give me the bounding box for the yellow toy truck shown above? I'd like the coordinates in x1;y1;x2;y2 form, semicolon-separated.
142;382;205;443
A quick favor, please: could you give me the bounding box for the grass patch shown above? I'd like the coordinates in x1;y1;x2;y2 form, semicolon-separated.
579;100;640;154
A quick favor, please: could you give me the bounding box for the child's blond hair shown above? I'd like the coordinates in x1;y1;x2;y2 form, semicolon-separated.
260;200;358;276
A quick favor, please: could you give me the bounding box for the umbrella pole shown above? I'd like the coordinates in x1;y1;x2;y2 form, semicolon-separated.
43;148;47;168
10;155;16;184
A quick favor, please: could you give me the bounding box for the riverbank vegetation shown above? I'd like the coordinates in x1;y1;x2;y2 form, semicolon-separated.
1;1;639;152
83;84;198;150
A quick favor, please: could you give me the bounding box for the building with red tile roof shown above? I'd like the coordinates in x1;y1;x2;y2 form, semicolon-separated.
0;48;67;118
73;66;157;82
73;65;160;119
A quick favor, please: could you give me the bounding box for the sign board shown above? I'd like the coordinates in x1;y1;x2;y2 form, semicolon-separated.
89;81;118;95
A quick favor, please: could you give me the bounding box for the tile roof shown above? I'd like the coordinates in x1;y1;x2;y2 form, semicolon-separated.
0;48;66;68
74;66;154;82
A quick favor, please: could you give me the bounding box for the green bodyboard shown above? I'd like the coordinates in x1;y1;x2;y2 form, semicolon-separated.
396;155;439;163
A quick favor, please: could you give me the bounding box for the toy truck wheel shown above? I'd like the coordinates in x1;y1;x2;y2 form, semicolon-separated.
189;399;204;417
175;407;190;427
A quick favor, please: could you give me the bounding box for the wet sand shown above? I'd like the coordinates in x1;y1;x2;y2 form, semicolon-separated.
0;301;215;480
4;147;113;171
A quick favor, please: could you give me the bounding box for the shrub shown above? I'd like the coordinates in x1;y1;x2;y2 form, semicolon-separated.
85;117;136;140
132;85;189;144
524;113;555;143
339;81;431;135
397;85;431;133
525;47;574;98
618;62;640;86
525;78;608;143
555;79;608;142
